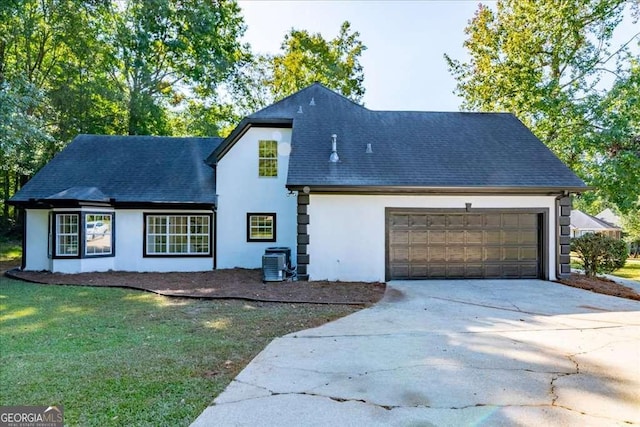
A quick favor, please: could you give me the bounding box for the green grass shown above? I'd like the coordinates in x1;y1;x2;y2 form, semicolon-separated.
0;237;22;261
612;258;640;281
0;278;358;426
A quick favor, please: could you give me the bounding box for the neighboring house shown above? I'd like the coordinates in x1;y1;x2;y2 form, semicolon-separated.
9;84;588;281
595;208;622;228
570;209;622;239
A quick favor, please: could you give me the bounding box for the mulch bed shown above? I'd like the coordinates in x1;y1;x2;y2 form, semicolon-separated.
558;273;640;301
4;268;386;305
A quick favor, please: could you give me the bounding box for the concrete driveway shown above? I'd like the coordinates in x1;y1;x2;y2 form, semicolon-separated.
192;280;640;426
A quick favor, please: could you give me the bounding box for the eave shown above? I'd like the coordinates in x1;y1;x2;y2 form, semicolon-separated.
285;185;593;196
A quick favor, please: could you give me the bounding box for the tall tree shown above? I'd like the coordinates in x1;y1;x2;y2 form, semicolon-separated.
231;21;367;117
272;21;366;103
113;0;248;135
445;0;639;212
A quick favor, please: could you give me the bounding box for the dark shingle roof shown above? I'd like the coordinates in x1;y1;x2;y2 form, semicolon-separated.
243;83;587;190
10;135;221;206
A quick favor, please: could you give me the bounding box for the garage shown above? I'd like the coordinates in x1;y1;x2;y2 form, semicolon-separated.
387;209;543;280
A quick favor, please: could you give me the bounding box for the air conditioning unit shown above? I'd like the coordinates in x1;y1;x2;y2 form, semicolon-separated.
265;247;291;269
262;253;286;282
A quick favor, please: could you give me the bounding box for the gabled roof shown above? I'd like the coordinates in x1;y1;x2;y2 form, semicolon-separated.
10;135;221;207
570;209;621;231
215;83;588;192
596;208;621;227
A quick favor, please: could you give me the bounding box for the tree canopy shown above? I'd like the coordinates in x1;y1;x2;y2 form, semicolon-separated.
232;21;366;115
445;0;640;213
0;6;368;232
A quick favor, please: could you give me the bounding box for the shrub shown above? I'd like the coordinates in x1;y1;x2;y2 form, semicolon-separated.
571;233;628;277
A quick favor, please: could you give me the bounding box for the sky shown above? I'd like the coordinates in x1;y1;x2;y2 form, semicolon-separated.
238;0;639;112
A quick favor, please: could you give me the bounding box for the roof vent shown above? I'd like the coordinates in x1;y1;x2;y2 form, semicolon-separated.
297;105;303;114
309;97;315;106
329;134;339;163
365;143;373;154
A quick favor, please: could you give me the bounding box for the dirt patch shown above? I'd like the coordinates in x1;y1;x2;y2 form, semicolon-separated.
5;268;386;305
558;273;640;301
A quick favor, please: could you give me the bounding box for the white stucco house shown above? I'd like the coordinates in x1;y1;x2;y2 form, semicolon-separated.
9;84;588;281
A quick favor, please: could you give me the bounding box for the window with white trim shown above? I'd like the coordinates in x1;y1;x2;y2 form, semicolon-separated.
145;214;211;255
247;213;276;242
56;214;79;256
258;140;278;177
85;213;113;256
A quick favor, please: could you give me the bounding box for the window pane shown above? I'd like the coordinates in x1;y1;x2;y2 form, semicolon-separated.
249;214;275;240
56;214;79;256
145;214;210;255
258;140;278;177
85;213;112;256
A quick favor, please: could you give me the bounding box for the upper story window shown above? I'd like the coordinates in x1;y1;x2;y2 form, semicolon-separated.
258;140;278;177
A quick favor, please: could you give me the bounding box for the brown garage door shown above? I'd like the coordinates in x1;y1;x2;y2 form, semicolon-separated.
387;210;541;279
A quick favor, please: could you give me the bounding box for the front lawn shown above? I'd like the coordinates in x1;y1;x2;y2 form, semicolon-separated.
0;278;358;425
612;258;640;281
0;237;21;262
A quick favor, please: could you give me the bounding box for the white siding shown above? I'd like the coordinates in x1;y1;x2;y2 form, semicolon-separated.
307;194;558;282
216;127;297;269
23;208;214;273
115;210;214;272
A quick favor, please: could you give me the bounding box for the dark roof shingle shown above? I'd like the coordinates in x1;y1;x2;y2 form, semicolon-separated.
10;135;221;205
248;83;587;190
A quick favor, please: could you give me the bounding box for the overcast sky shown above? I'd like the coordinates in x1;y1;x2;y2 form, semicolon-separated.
238;0;639;112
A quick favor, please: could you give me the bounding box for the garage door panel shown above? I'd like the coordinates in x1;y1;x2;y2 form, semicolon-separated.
429;246;446;262
410;231;428;244
411;247;428;262
466;264;483;277
466;215;484;228
447;231;465;244
485;214;502;227
447;215;465;228
392;215;409;227
428;264;447;278
502;214;520;227
485;231;501;244
519;214;538;227
485;247;501;261
503;247;520;261
391;230;409;244
520;247;538;261
429;231;446;244
467;231;483;244
389;211;541;280
466;246;483;262
410;215;428;227
410;265;428;277
447;247;465;262
390;247;409;262
520;230;538;245
429;215;447;228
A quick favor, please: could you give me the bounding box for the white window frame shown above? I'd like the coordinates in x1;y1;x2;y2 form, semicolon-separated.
258;140;278;177
145;214;211;256
55;213;79;257
247;213;276;242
